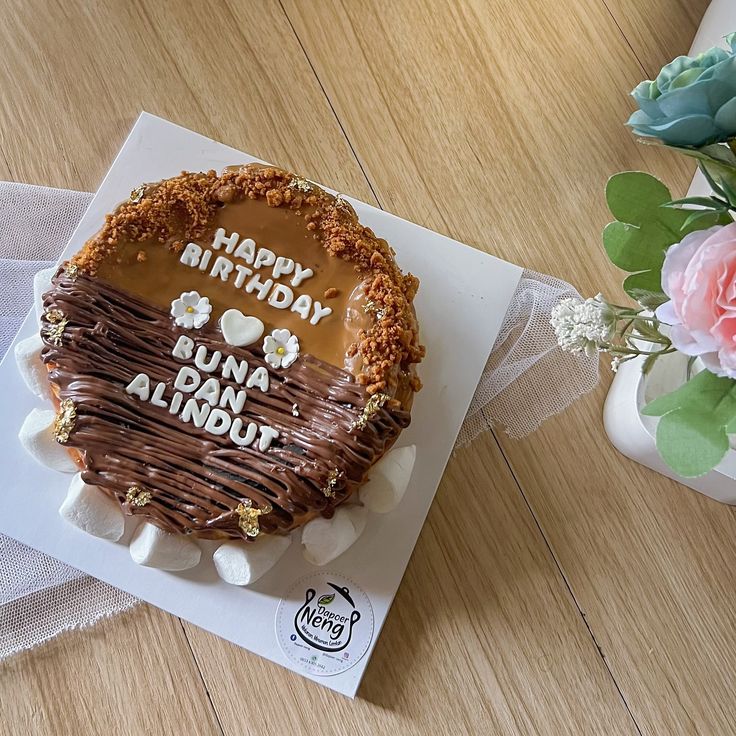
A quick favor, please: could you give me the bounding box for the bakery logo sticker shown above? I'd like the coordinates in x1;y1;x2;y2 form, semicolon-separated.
276;572;374;676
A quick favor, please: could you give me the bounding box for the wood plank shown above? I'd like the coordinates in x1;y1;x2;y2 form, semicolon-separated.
0;0;361;194
603;0;709;78
282;0;736;733
502;386;736;735
0;606;223;736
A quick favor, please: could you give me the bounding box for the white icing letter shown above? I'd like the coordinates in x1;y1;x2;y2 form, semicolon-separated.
174;366;201;393
221;355;249;385
229;418;258;447
180;242;202;267
246;366;270;393
310;301;333;326
219;386;247;413
150;382;168;408
198;249;213;271
204;408;231;436
210;255;234;281
212;228;240;254
195;345;222;373
169;392;183;414
273;256;294;279
125;373;150;401
291;263;314;287
233;238;256;263
258;425;280;452
268;283;294;309
172;335;194;360
194;377;221;406
181;398;211;428
245;273;274;301
233;264;253;288
291;294;312;320
254;248;276;270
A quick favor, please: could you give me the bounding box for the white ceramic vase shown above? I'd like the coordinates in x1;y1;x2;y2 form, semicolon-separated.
604;352;736;505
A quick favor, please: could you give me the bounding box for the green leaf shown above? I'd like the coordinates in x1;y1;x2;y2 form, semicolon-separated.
631;319;665;341
318;593;335;606
606;172;673;224
721;178;736;209
669;142;736;168
661;196;728;210
642;353;659;375
656;408;729;477
681;209;728;231
726;414;736;434
603;172;725;275
642;369;736;476
603;221;664;272
622;270;667;309
698;161;728;198
670;144;736;201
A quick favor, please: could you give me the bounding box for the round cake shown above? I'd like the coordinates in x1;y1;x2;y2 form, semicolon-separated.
39;164;424;543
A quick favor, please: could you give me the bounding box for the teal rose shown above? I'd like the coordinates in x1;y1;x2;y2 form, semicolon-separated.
627;34;736;147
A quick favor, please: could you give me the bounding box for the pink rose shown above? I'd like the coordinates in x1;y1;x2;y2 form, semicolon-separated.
657;222;736;377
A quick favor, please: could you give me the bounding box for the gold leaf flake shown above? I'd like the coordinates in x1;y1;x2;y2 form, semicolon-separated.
62;263;79;281
43;309;68;347
349;393;390;432
321;468;342;499
130;185;146;203
333;193;351;212
236;498;272;538
126;485;152;507
53;399;77;443
288;177;313;193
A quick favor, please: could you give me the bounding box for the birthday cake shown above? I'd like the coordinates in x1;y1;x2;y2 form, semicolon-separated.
21;164;424;581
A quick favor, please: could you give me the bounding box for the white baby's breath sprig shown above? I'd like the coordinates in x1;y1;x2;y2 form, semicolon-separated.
550;294;615;357
551;294;676;370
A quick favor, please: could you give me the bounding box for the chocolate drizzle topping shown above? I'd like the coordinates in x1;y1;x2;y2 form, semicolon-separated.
41;270;409;540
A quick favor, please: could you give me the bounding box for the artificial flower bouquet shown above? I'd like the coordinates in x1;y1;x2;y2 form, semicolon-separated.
552;34;736;479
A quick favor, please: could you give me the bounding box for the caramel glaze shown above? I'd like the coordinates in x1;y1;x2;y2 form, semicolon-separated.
42;270;409;540
96;197;374;373
71;165;424;398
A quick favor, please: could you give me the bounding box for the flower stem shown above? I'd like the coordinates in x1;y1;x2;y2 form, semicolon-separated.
605;345;676;357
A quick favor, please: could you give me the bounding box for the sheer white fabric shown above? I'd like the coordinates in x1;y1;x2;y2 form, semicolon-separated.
0;184;137;661
0;182;596;659
457;271;599;444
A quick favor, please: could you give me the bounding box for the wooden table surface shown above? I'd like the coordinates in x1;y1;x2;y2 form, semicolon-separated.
1;1;731;734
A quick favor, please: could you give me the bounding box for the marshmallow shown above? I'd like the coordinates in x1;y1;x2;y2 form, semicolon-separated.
33;266;55;320
213;534;292;586
302;505;368;566
360;445;416;514
59;473;125;541
14;332;50;399
18;408;78;473
129;522;201;571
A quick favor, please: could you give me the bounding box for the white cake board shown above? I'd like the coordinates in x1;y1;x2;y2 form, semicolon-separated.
0;113;522;697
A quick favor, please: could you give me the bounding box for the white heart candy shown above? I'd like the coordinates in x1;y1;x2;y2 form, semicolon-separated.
220;309;265;347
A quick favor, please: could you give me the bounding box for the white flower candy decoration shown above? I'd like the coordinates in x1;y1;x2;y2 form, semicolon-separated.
170;291;212;329
263;328;299;369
